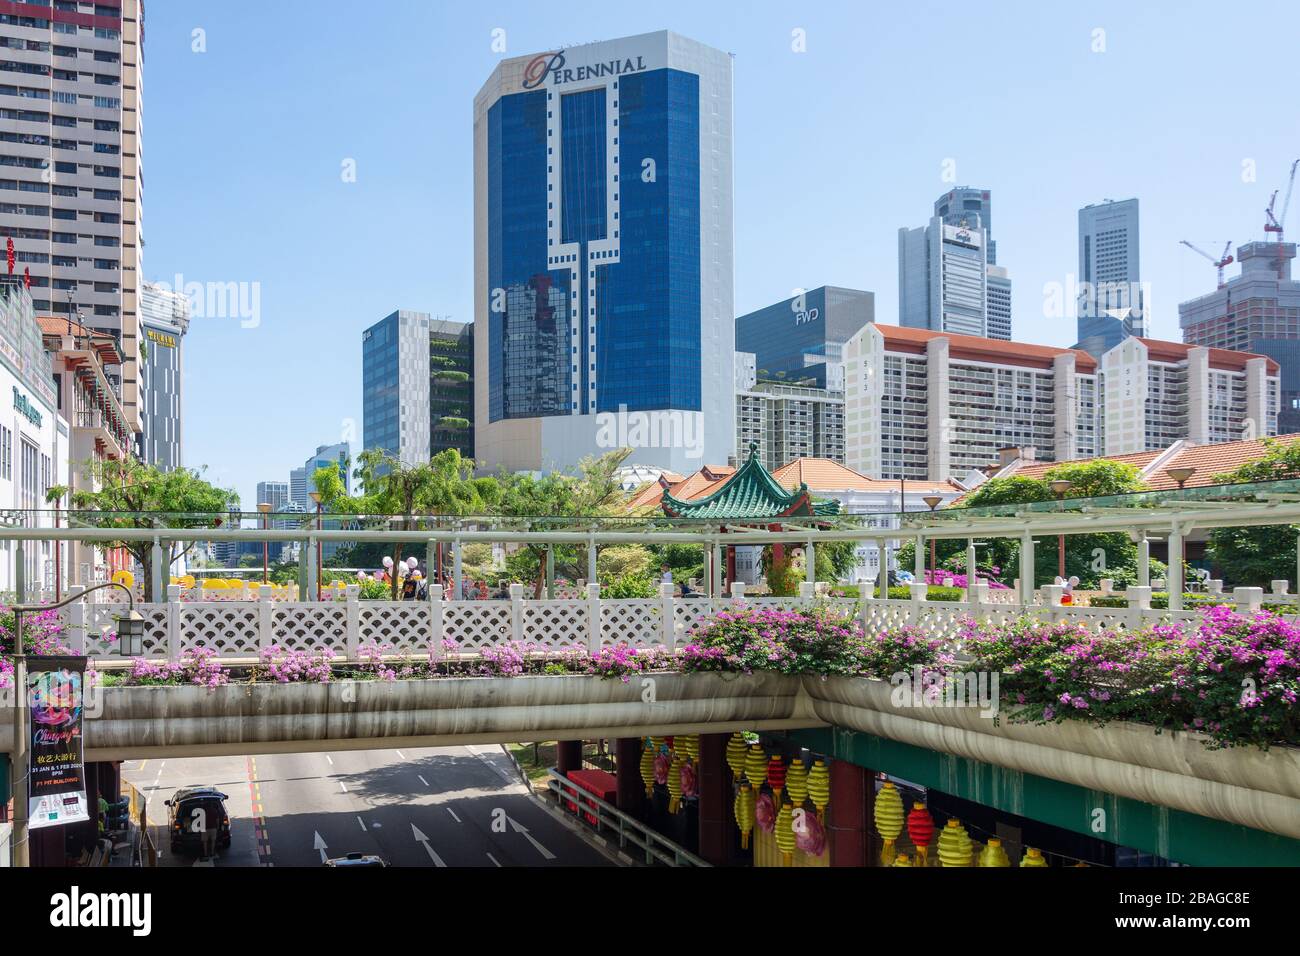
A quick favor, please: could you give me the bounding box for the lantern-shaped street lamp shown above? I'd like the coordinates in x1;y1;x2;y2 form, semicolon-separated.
1167;466;1196;490
115;609;146;657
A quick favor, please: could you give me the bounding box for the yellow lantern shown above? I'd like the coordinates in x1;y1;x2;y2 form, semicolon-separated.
112;569;134;588
734;783;756;849
1020;847;1049;868
650;736;666;755
892;853;913;867
979;838;1011;867
677;734;699;765
774;801;796;866
725;733;747;781
873;781;904;865
666;753;684;813
785;758;809;807
806;759;830;820
743;745;767;790
639;741;657;797
937;819;972;867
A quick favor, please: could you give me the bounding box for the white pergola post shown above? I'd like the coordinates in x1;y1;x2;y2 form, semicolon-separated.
966;540;976;588
914;533;926;582
713;543;724;595
805;540;816;584
1168;524;1184;610
876;539;889;599
1019;532;1035;605
452;537;463;599
1138;536;1150;588
150;538;164;600
587;537;597;586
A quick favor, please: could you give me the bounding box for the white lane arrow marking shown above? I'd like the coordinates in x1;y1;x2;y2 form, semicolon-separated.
507;816;556;861
313;831;328;864
411;823;447;867
486;852;502;867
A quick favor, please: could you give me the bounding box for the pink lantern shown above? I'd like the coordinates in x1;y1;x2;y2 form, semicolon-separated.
654;753;670;786
680;760;697;801
795;810;826;857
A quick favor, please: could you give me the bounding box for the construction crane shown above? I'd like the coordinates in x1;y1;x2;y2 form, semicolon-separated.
1265;159;1298;242
1181;239;1234;288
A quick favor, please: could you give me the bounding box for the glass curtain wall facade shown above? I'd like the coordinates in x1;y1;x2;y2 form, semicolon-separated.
475;31;733;473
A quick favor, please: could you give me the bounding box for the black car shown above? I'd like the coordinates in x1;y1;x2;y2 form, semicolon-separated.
165;786;231;854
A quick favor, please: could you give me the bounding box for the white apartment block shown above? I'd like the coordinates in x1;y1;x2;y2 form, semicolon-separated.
844;325;1276;481
1100;337;1278;454
1;0;145;432
844;324;1100;481
734;352;845;465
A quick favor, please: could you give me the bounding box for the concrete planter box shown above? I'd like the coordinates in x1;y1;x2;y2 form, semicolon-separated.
67;672;819;760
801;675;1300;840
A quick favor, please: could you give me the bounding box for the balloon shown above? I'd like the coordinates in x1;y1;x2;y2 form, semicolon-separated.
382;556;394;568
356;571;367;580
406;556;419;570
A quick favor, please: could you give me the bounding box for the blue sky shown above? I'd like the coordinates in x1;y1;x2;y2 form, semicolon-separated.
141;0;1300;506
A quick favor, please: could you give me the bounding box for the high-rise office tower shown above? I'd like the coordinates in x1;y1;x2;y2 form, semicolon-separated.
138;279;188;470
1180;240;1300;432
429;318;474;459
301;442;350;498
474;31;735;472
901;187;1010;340
362;309;431;466
898;218;991;338
0;1;145;432
256;480;289;511
935;187;997;264
288;466;306;509
735;286;873;389
1075;198;1145;358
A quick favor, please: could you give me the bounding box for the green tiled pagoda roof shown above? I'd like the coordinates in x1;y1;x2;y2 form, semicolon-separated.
662;446;839;519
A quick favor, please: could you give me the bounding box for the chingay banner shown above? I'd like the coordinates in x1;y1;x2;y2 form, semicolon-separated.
27;656;90;830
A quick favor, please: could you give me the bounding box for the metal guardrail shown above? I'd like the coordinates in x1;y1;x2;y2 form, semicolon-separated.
545;769;709;867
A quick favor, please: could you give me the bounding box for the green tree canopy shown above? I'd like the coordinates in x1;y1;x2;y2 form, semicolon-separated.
900;460;1147;588
315;448;499;598
1207;439;1300;586
493;449;632;595
47;457;234;600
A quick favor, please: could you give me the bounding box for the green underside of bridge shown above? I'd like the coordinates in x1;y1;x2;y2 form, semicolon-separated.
786;727;1300;867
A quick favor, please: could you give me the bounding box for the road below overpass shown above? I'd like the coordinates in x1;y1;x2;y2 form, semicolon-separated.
123;744;616;868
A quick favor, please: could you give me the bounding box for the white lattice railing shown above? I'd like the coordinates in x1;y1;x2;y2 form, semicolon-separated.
53;580;1272;665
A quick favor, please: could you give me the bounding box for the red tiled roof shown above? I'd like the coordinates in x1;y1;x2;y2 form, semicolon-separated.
1132;338;1280;375
770;458;963;494
957;434;1300;499
875;324;1098;373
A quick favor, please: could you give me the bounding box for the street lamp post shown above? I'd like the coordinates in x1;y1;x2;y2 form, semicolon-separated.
8;581;140;867
257;502;271;584
309;492;323;601
922;495;943;581
1050;479;1072;581
1167;466;1196;490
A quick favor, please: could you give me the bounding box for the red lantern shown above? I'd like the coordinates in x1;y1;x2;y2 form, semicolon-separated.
766;757;786;797
907;802;935;855
5;237;13;275
23;266;30;289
